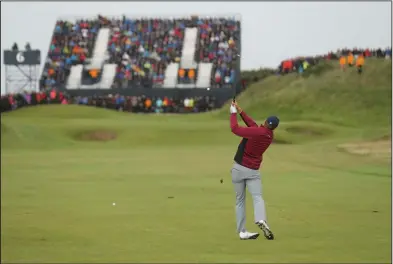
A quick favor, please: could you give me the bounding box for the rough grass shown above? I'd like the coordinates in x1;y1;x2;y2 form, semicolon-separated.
216;58;392;128
1;59;391;263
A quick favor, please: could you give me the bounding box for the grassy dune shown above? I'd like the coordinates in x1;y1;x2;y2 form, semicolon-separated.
217;58;392;128
1;59;391;263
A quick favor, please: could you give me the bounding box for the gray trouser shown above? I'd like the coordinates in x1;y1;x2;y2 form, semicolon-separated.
231;163;267;233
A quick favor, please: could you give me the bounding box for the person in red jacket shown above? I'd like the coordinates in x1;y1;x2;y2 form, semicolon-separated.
229;100;279;240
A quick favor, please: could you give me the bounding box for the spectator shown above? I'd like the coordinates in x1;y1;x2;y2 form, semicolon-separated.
347;53;354;67
155;97;163;113
162;97;170;113
303;60;309;71
50;89;57;101
115;94;125;111
12;43;18;51
339;56;346;71
179;68;186;83
183;97;190;111
298;64;304;74
189;97;195;112
214;69;222;85
40;16;240;90
276;47;390;77
385;48;392;59
145;97;152;112
364;48;371;57
90;69;99;80
188;69;195;82
356;54;365;74
131;96;138;112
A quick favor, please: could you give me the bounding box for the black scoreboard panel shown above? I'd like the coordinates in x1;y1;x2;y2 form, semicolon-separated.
3;50;41;66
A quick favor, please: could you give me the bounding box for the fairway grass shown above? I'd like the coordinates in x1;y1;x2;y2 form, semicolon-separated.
1;105;391;263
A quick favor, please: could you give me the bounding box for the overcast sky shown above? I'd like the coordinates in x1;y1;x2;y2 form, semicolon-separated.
1;1;391;94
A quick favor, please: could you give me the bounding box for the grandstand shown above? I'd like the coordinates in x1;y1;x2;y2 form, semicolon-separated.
40;15;242;102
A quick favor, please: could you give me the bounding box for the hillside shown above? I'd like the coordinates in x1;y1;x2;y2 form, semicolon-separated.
217;58;392;128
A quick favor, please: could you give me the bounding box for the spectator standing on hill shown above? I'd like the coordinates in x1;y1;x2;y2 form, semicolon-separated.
347;53;354;67
356;54;365;74
339;56;347;71
303;60;309;71
385;48;392;59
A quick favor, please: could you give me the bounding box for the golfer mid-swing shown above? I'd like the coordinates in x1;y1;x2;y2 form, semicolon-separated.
229;100;279;240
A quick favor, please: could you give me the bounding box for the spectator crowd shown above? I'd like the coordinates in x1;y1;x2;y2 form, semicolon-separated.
0;89;218;114
3;45;391;115
278;47;391;75
3;15;392;115
40;15;240;90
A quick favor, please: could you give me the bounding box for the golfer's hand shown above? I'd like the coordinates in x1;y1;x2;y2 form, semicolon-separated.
232;101;243;113
230;103;237;114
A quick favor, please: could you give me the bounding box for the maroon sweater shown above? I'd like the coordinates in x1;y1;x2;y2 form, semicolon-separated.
230;112;273;170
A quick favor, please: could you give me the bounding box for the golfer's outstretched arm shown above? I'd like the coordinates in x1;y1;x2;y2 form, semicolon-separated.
239;111;258;127
230;113;264;138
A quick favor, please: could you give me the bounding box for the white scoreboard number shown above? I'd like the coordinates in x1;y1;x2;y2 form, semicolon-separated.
16;52;25;63
66;27;212;90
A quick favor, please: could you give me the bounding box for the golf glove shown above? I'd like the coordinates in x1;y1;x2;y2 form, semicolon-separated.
230;104;237;114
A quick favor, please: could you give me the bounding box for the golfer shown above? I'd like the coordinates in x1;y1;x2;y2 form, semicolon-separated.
229;100;279;240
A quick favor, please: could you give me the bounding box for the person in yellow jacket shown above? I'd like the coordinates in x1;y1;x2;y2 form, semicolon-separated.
339;56;346;71
356;55;365;74
347;53;354;67
302;60;309;71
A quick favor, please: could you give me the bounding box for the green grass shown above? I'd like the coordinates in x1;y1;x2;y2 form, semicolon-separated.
1;59;392;263
216;58;392;128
